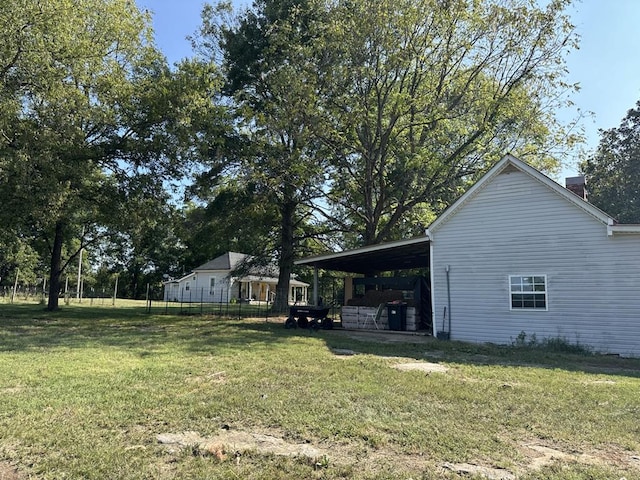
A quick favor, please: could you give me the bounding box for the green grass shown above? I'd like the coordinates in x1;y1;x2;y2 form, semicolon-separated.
0;302;639;479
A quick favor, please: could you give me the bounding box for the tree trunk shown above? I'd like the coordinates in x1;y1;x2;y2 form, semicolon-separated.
273;201;295;314
130;262;141;299
47;221;65;311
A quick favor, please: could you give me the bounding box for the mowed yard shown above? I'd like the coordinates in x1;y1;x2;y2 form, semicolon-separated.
0;302;639;479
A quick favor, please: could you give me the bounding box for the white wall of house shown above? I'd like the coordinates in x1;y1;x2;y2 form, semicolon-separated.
164;271;234;303
430;168;640;356
164;271;308;304
163;282;180;302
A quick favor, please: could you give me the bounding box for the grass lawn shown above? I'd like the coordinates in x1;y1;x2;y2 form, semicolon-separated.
0;302;639;479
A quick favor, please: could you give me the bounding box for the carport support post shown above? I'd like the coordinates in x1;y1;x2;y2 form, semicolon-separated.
313;266;319;306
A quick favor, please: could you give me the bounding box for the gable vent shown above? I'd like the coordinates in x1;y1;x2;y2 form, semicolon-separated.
500;164;520;174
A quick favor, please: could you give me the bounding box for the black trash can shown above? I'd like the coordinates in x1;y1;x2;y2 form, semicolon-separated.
387;302;407;331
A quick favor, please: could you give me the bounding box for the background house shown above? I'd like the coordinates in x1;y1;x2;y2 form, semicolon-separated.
427;155;640;356
163;252;309;305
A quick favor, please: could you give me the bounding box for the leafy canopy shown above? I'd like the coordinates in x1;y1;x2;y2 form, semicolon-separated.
315;0;581;245
582;100;640;223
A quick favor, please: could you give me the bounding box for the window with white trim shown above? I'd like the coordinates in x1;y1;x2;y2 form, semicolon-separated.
509;275;547;310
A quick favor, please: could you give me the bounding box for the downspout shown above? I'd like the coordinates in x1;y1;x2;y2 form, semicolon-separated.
445;265;451;336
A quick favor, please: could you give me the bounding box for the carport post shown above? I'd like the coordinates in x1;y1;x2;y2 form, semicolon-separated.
313;266;319;306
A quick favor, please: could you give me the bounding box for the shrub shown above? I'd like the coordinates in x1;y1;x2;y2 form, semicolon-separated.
511;331;592;355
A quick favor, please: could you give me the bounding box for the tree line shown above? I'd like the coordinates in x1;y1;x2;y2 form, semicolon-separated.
2;0;632;312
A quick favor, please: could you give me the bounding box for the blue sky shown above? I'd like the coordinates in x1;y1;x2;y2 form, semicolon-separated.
137;0;640;180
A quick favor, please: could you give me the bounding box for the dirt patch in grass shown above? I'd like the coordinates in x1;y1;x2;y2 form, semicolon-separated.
393;361;449;373
156;428;438;475
0;387;24;395
157;430;329;460
441;441;640;479
158;428;640;478
520;441;640;472
442;461;515;480
331;348;450;374
0;461;23;480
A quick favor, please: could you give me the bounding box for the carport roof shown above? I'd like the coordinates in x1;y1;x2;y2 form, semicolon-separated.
294;236;430;274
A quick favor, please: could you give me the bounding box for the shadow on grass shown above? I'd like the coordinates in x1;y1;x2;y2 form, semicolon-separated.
315;327;640;380
0;303;290;355
2;303;640;379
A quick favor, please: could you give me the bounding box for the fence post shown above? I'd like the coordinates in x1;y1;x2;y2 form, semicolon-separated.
112;274;119;306
11;269;19;304
145;283;150;313
200;287;203;315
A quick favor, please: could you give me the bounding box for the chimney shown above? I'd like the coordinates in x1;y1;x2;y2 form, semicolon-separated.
565;175;587;201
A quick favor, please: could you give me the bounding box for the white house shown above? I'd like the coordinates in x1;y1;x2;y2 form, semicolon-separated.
427;154;640;356
295;154;640;356
163;252;309;305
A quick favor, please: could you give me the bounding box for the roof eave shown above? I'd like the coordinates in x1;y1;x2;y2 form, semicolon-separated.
608;224;640;235
294;236;429;267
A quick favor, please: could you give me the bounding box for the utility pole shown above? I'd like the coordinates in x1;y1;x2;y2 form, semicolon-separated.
76;227;84;302
112;273;119;306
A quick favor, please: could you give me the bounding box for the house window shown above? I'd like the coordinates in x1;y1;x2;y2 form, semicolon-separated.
509;275;547;310
210;277;215;294
185;282;190;291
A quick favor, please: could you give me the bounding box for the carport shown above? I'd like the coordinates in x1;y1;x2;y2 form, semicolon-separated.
294;236;432;331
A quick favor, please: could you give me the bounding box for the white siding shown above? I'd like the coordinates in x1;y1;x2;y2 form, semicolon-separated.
431;169;640;356
167;272;234;303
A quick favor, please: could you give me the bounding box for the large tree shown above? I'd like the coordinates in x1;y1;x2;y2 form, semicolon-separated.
194;0;329;312
316;0;582;245
180;181;281;270
581;101;640;223
0;1;214;309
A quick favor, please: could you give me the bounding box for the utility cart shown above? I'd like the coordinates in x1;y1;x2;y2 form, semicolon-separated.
284;305;333;330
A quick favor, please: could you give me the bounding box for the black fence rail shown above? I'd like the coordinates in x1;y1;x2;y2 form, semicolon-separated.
149;285;342;323
151;299;278;320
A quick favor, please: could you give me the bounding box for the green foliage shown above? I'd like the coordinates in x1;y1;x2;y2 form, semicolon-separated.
581;100;640;223
513;330;538;347
0;1;225;308
315;0;582;245
194;0;331;311
180;182;280;270
0;229;40;286
512;330;592;355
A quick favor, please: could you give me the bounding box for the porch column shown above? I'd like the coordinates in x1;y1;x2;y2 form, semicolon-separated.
344;276;353;303
313;266;319;305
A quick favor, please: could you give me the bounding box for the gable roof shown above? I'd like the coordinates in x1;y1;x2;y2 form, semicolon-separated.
193;252;249;271
193;251;283;277
427;154;615;235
